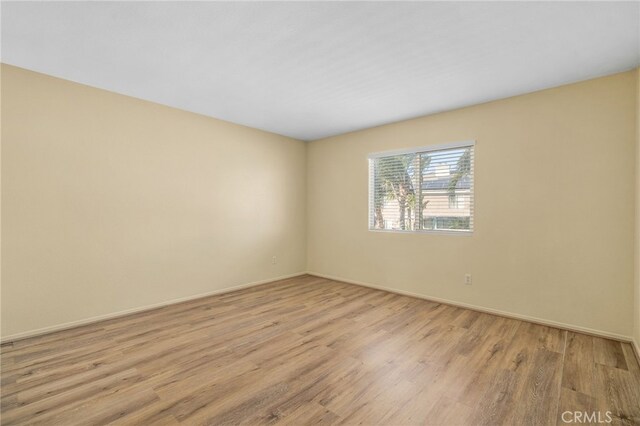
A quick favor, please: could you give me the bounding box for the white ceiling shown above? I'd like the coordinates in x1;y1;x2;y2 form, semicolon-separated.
2;2;639;141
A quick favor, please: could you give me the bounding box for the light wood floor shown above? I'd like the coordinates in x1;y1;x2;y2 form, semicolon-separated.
1;275;639;425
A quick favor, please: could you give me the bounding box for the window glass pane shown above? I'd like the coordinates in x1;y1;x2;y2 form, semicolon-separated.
371;153;420;231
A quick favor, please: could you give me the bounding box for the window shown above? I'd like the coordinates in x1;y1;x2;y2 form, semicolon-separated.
368;141;474;233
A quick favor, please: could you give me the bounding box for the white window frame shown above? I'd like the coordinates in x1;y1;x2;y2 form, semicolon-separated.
368;140;475;236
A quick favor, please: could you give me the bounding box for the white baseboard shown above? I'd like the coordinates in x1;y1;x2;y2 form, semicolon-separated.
633;339;640;363
0;272;307;344
307;271;634;343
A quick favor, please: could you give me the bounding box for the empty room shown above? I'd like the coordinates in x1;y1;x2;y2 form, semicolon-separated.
1;1;639;425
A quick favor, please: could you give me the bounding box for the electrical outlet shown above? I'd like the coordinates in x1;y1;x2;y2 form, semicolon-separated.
464;274;472;285
272;256;277;264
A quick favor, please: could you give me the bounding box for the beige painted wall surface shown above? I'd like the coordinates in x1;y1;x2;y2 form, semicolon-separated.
635;68;640;347
1;64;307;338
308;71;636;337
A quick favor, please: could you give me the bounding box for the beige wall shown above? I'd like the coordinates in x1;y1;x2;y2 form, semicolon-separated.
308;71;637;338
1;64;307;339
635;68;640;348
2;64;638;342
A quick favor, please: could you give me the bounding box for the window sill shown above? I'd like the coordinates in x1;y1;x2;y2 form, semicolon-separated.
368;228;473;236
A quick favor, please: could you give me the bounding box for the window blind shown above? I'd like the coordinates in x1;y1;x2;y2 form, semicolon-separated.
368;142;474;233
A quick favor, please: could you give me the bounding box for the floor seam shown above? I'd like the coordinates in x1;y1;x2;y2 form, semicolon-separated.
554;329;569;424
